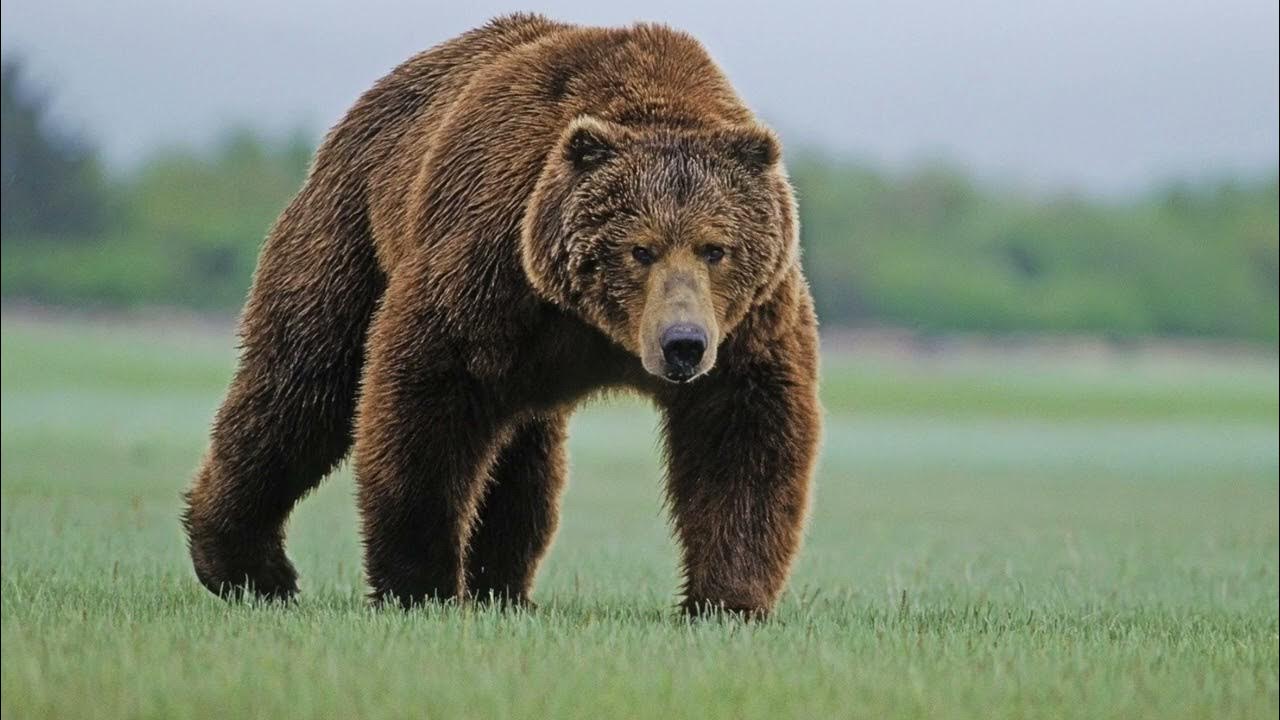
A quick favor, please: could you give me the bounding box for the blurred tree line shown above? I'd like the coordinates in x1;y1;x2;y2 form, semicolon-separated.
2;57;1277;341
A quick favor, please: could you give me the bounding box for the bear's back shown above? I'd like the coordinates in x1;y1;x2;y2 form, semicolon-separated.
352;15;571;268
318;14;755;275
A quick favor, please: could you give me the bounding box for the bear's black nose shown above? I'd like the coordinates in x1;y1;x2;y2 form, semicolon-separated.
660;325;707;380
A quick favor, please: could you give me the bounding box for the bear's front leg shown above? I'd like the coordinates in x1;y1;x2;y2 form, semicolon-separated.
661;350;821;618
354;283;502;608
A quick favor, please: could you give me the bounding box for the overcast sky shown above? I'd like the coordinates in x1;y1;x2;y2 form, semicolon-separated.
2;0;1277;194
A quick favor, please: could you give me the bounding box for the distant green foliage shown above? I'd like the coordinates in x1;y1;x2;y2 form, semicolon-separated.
792;155;1279;341
0;58;112;239
0;55;1275;339
1;128;313;310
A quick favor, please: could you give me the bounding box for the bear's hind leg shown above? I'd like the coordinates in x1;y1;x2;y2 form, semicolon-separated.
355;273;520;608
466;413;569;606
183;196;385;601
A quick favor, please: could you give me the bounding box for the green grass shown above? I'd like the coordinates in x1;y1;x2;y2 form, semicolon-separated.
2;314;1277;719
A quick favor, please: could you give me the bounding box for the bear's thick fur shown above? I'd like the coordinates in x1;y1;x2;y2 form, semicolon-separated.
183;13;821;617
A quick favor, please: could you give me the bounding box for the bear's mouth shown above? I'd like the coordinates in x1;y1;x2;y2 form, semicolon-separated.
664;367;697;383
641;345;714;384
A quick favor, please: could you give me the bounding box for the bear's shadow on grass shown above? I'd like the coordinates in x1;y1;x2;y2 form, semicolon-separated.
186;585;1092;638
192;590;804;629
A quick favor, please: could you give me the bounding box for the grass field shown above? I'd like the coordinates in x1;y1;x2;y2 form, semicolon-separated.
1;314;1277;719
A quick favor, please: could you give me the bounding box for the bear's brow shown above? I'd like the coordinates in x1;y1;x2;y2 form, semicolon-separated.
656;153;701;205
625;144;712;203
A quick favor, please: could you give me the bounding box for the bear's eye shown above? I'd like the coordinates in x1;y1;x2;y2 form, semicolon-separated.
702;245;726;264
631;246;656;266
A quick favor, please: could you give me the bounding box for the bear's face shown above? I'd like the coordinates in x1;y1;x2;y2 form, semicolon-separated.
523;116;797;383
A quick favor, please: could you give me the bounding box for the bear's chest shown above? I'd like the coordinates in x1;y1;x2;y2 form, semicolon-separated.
498;307;642;411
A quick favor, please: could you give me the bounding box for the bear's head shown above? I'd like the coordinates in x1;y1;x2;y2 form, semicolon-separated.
522;116;798;383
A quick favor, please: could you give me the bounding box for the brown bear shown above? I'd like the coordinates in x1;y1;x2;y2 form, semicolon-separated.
182;13;821;617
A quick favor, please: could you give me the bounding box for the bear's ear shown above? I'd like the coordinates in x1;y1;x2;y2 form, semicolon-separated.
562;116;622;172
722;124;781;174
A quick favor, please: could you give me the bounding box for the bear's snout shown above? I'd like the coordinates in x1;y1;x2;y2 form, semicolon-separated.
637;262;719;383
660;325;707;382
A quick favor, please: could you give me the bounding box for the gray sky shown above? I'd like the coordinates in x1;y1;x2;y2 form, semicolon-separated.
2;0;1277;194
